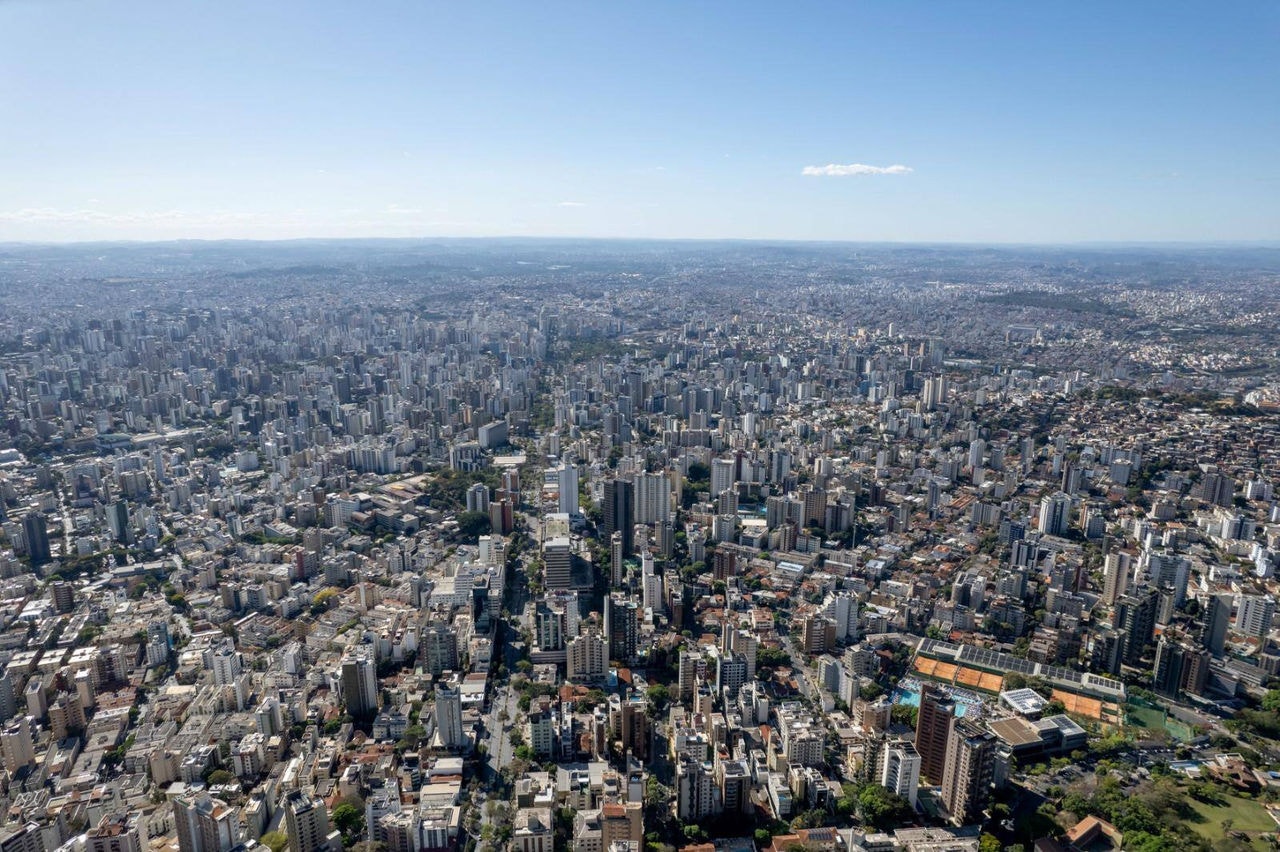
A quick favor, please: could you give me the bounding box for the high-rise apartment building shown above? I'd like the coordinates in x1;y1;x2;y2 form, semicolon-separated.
800;486;827;529
21;511;50;566
603;479;634;558
567;630;609;682
709;459;735;499
421;621;459;676
340;652;378;718
632;471;672;525
543;537;573;590
557;463;579;516
1101;551;1134;605
50;581;75;614
1202;593;1233;658
282;790;331;852
86;814;143;852
435;684;465;749
940;721;996;825
1153;638;1210;699
173;792;240;852
1237;594;1275;638
605;594;638;666
610;531;625;587
879;740;922;807
1037;491;1072;536
206;641;243;687
1115;590;1159;666
677;650;700;704
914;684;956;785
0;721;35;773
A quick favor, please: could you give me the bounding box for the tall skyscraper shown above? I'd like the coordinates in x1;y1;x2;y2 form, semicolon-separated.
21;511;50;567
603;478;634;557
922;375;947;411
543;537;573;590
1202;593;1233;658
1153;637;1210;699
173;792;240;852
800;485;827;529
435;684;465;749
632;471;672;525
605;593;638;666
677;650;700;704
282;790;331;852
1115;590;1159;666
340;652;378;718
1101;551;1134;605
0;721;35;773
206;641;243;686
879;740;922;808
709;458;736;498
1037;491;1072;536
914;684;956;785
566;630;609;682
421;621;459;676
1148;551;1191;606
1237;594;1275;638
107;501;131;544
968;438;985;471
50;581;75;614
1193;471;1235;508
610;531;625;587
940;721;996;825
557;463;580;516
465;482;490;514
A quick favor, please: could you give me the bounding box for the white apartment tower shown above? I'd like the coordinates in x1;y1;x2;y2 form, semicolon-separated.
879;740;922;807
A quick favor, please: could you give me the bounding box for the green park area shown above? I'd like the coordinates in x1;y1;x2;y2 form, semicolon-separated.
1183;792;1277;850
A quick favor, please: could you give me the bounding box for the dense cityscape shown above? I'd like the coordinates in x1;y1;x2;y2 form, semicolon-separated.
0;240;1276;852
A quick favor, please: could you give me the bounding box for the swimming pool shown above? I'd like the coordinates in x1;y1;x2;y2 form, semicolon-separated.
893;680;979;718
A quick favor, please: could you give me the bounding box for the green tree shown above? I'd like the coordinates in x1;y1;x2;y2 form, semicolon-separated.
859;681;885;701
835;791;858;817
858;784;912;830
206;769;234;786
398;724;426;751
260;832;288;852
978;835;1002;852
890;704;917;729
682;824;709;843
758;647;792;668
332;801;365;839
455;510;492;540
646;684;672;713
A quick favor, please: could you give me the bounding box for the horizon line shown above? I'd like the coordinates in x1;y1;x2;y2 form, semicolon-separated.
2;235;1279;250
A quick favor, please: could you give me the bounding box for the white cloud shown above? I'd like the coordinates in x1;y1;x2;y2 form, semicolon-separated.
802;163;913;177
557;201;587;208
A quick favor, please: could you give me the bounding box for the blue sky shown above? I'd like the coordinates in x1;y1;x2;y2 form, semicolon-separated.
1;1;1276;242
